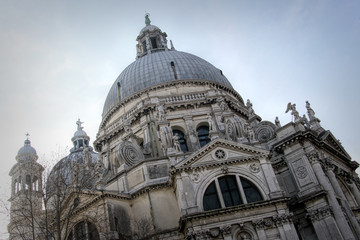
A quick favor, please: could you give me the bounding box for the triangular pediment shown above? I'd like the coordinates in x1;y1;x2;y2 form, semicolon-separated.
319;131;351;160
175;138;269;170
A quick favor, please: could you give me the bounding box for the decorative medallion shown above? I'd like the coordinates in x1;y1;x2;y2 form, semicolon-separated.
254;121;276;143
296;166;308;179
249;163;260;173
119;141;144;166
190;172;201;183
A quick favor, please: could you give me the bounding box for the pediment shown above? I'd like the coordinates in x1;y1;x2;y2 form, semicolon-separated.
175;138;269;169
319;131;350;159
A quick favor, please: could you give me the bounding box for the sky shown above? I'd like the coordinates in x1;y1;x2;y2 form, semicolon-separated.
0;0;359;238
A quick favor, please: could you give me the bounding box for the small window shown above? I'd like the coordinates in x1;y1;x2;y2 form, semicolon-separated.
75;222;86;240
88;222;100;240
25;175;31;190
197;126;210;147
151;37;157;49
117;82;121;101
142;41;147;52
203;175;263;211
172;130;188;152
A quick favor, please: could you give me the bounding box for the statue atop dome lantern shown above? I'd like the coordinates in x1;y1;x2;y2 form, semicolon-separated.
76;118;84;130
145;13;151;26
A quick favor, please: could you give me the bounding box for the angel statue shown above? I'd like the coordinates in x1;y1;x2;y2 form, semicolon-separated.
285;102;300;122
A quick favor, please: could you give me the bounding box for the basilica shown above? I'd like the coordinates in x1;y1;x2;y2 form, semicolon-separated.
8;15;360;240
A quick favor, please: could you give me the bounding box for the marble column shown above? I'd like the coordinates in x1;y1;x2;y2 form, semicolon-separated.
307;206;343;240
259;157;283;198
348;181;360;206
308;153;355;240
327;166;360;238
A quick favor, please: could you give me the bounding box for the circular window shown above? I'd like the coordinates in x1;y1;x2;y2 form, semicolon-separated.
214;149;226;160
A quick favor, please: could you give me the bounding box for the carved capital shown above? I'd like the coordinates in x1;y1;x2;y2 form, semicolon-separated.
220;225;231;235
252;218;273;229
273;213;293;226
306;151;320;165
252;219;266;230
306;206;333;222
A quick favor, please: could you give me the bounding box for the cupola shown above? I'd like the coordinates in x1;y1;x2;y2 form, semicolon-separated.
16;134;38;163
136;14;169;59
71;119;90;152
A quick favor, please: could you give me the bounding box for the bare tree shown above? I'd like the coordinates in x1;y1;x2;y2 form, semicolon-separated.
133;217;154;240
42;146;103;240
6;145;104;240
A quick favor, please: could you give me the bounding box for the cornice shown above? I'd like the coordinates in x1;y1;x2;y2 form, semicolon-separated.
179;197;290;225
100;80;244;129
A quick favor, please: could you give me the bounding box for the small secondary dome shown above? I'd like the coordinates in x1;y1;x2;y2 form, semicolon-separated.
47;120;100;194
16;136;38;163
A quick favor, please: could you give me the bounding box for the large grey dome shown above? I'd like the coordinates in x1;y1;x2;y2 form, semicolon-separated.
102;50;233;117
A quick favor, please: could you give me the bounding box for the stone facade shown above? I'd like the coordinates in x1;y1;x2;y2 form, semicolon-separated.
8;16;360;240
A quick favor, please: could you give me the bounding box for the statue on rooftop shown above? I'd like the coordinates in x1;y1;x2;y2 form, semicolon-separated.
247;99;255;116
285;102;300;122
306;101;317;121
275;116;281;128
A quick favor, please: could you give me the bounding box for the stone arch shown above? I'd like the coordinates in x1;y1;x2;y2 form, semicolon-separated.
171;126;189;152
337;177;357;208
233;226;257;240
195;166;268;211
226;117;244;141
195;122;211;148
67;218;100;240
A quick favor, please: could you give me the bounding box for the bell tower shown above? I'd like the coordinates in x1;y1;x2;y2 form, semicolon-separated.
8;135;44;240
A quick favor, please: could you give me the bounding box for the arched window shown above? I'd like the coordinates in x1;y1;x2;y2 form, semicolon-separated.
67;221;100;240
32;176;38;191
197;126;210;147
13;179;17;194
203;175;263;211
172;130;188;152
25;175;31;190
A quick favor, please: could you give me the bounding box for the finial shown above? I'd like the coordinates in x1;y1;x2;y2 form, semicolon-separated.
170;40;175;50
145;13;151;26
24;132;31;145
76;118;84;131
